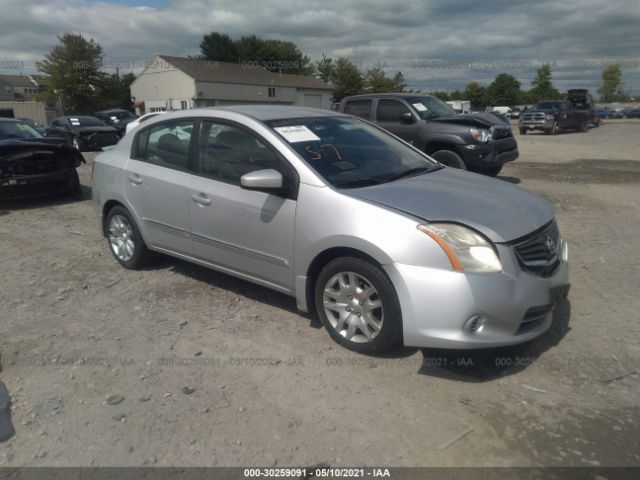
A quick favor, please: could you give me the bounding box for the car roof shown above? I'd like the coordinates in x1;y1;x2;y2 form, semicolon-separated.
181;105;347;122
342;93;435;101
0;118;21;123
95;109;129;114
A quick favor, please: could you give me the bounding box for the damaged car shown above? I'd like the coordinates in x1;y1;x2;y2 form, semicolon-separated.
0;118;85;199
339;93;519;177
46;116;120;151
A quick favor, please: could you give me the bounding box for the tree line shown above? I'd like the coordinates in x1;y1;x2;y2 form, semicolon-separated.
37;31;633;114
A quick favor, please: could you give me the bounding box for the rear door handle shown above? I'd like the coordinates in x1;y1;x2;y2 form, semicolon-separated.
126;174;142;185
191;193;211;206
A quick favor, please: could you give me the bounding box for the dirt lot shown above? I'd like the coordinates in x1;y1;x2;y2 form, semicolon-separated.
1;119;639;467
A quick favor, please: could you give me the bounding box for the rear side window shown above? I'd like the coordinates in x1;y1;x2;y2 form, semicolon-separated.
376;99;411;123
135;120;194;171
344;100;373;120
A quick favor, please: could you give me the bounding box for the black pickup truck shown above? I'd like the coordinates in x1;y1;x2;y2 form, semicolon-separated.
519;100;590;135
338;93;518;176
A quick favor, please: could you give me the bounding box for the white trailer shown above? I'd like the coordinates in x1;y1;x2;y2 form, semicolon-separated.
445;100;471;114
0;101;48;124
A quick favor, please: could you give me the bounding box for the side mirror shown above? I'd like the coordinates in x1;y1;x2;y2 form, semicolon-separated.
240;169;283;191
399;112;415;124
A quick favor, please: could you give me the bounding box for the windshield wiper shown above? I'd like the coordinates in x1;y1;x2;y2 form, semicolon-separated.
385;166;438;182
334;177;384;189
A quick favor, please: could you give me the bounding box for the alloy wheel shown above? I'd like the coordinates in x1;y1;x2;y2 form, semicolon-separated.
108;214;135;262
322;271;384;343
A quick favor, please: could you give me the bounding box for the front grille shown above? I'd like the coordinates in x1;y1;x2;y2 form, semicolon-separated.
510;221;561;277
7;159;61;176
522;112;545;122
492;126;513;140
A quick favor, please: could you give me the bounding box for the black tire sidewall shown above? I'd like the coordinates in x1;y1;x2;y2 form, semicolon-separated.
431;150;467;170
105;206;150;269
314;257;403;354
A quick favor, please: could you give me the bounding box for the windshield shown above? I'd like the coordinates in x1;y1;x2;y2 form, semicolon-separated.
266;116;440;188
0;121;43;140
407;96;457;120
68;116;107;127
533;101;563;110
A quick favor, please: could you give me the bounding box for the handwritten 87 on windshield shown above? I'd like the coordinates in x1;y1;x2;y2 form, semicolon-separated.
243;467;391;477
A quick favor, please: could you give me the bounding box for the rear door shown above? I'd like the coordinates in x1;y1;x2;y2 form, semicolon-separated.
188;119;297;291
374;99;420;145
343;99;373;121
124;119;196;255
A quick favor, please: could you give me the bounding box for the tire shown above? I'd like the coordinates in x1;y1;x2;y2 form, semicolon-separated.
519;128;527;135
430;150;467;170
545;122;559;135
315;257;403;354
477;164;503;177
105;206;152;269
72;137;83;151
579;121;588;132
67;169;82;199
593;118;600;127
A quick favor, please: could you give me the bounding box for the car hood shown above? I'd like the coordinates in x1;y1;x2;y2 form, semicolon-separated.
343;167;555;242
432;112;508;128
0;138;85;164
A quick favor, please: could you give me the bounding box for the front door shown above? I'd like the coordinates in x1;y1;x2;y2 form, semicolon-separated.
188;120;297;291
375;99;419;145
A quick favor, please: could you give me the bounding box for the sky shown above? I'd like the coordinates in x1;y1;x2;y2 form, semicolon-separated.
1;0;639;95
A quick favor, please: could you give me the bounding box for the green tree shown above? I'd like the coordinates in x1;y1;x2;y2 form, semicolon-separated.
389;72;408;92
315;54;334;84
463;81;486;109
199;32;237;62
431;91;450;101
485;73;521;106
36;33;106;114
200;32;312;74
97;72;136;111
332;57;364;101
597;64;626;102
528;64;561;102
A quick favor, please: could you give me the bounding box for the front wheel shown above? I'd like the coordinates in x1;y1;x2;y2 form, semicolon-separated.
519;127;527;135
315;257;403;354
430;150;467;170
545;122;559;135
476;164;503;177
105;206;152;269
71;137;84;151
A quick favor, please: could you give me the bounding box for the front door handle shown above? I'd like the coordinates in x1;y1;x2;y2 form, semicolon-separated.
126;174;142;185
191;193;211;206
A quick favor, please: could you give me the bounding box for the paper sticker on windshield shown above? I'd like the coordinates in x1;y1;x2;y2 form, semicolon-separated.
412;103;427;112
274;125;320;143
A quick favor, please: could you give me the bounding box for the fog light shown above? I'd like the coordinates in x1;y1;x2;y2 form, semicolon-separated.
464;315;485;334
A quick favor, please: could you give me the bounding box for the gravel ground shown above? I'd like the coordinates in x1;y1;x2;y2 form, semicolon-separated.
1;119;639;467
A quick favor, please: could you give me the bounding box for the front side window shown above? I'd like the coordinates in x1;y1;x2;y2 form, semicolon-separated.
344;99;372;120
376;99;411;123
198;121;286;186
266;116;440;188
137;120;194;170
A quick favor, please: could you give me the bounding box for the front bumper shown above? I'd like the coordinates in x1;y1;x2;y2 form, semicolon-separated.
81;133;120;149
460;138;519;167
0;170;77;199
520;119;554;130
384;240;569;349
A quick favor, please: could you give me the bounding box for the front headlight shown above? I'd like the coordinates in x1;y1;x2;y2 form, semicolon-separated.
469;127;491;143
545;113;554;120
417;223;502;273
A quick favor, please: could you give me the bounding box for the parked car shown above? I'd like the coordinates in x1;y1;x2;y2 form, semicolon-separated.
622;108;640;119
17;118;46;135
338;93;519;177
92;106;569;354
0;118;85;199
95;109;137;136
125;111;167;134
46;116;120;151
508;108;521;120
566;89;599;127
519;101;590;135
596;109;623;119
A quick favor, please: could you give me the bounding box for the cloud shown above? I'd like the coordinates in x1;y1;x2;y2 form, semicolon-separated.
0;0;639;94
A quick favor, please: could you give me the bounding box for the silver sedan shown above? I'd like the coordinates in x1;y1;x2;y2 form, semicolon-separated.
92;106;569;354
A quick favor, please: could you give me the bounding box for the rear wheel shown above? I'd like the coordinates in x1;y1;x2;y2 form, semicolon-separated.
105;206;152;269
430;150;466;170
315;257;403;354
